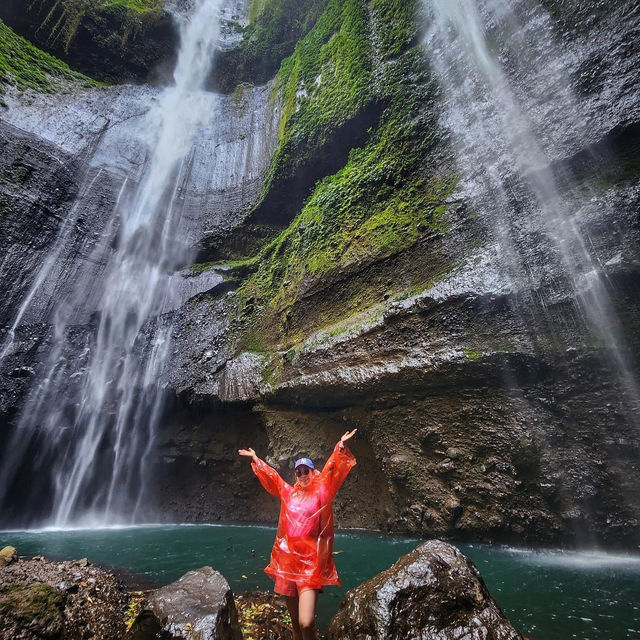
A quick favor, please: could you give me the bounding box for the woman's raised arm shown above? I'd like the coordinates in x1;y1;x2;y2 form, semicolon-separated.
320;429;357;500
239;448;288;498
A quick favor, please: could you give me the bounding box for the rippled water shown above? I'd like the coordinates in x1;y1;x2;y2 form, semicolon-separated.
1;525;639;639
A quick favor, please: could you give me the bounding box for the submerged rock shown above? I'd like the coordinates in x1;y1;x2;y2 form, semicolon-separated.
327;540;522;640
146;566;241;640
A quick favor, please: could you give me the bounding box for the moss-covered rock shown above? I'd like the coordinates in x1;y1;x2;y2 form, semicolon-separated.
212;0;329;93
0;582;66;639
243;0;383;234
0;18;98;94
201;0;452;354
0;0;179;83
222;0;454;349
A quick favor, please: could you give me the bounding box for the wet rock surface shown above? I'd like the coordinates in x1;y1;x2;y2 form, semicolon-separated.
145;566;242;640
0;0;639;551
0;554;127;640
327;540;523;640
143;0;640;548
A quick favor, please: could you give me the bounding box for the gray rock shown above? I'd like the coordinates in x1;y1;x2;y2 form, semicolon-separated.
327;540;522;640
147;566;241;640
57;580;78;593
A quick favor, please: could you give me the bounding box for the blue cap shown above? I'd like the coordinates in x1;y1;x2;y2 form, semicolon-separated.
294;457;315;470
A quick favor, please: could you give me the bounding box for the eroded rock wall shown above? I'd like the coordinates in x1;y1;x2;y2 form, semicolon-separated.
154;0;640;546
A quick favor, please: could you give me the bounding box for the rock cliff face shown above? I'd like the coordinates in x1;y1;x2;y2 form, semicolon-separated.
0;0;639;546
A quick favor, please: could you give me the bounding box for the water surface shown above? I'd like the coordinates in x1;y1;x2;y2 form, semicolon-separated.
2;525;639;639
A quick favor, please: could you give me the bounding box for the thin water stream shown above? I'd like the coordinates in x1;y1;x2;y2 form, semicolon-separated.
423;0;640;420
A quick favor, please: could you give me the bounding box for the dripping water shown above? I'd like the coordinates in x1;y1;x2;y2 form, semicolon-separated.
422;0;640;424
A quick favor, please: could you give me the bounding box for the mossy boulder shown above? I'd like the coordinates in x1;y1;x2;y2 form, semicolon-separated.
0;582;66;639
0;545;18;566
0;19;98;93
0;0;179;83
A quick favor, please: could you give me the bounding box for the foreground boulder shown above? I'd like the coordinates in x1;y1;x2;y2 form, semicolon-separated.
146;567;241;640
328;540;522;640
0;554;127;639
0;546;17;567
0;582;66;639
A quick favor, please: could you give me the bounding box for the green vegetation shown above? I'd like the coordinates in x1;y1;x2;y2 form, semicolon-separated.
38;0;165;52
0;582;66;633
370;0;421;60
261;0;374;194
0;19;97;93
219;0;456;351
124;593;145;631
105;0;163;11
0;0;175;83
238;39;455;345
215;0;328;91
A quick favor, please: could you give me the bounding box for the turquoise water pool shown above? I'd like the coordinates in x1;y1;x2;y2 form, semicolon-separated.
1;525;639;639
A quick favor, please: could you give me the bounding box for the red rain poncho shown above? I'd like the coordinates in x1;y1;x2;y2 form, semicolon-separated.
251;442;356;589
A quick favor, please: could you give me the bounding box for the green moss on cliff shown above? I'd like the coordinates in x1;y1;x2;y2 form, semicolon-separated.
258;0;374;200
38;0;165;52
0;0;176;82
0;18;97;93
105;0;162;10
238;38;455;345
215;0;328;92
220;0;456;348
370;0;421;60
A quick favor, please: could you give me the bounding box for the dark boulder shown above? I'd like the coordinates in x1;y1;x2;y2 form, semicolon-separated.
327;540;523;640
145;566;241;640
0;555;127;640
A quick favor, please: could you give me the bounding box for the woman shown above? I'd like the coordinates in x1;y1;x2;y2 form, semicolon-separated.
238;429;357;640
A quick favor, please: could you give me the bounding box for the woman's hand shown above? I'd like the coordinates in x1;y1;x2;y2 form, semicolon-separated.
339;429;357;450
238;448;258;463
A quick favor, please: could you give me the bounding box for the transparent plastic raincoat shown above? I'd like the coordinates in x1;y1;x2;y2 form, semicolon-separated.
251;442;356;590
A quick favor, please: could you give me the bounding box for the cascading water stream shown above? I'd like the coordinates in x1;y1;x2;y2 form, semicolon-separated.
0;0;223;527
422;0;640;424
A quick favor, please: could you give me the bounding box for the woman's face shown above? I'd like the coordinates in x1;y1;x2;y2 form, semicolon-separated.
295;464;312;487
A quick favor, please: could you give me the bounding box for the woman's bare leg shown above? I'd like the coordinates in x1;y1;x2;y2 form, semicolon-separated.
284;596;302;640
297;589;318;640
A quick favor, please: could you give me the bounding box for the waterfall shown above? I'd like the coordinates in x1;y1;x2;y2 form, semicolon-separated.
422;0;640;423
0;0;224;527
